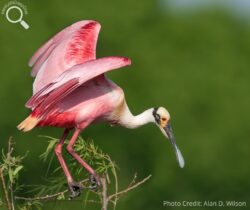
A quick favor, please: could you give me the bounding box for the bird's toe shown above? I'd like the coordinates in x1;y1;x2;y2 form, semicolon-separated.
89;174;101;192
68;181;83;199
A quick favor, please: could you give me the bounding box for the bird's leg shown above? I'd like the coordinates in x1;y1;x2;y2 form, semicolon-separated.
54;129;72;183
54;129;82;198
66;128;101;190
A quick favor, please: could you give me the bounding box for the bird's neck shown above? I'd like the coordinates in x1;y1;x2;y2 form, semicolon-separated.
118;105;155;129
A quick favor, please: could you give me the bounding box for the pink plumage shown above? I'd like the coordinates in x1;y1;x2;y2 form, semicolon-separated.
18;20;132;197
26;56;130;121
30;20;101;93
20;20;131;131
18;20;184;198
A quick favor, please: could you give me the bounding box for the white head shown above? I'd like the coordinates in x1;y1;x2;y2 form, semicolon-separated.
152;107;185;168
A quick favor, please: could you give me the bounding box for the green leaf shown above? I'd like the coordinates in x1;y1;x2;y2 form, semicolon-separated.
40;138;58;161
57;194;65;200
8;169;13;183
13;165;23;176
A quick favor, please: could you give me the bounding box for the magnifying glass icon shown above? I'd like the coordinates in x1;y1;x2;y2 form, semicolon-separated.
5;6;29;29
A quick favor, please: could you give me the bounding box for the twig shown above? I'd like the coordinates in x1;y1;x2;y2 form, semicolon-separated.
108;175;152;201
85;199;101;204
9;183;15;210
15;178;89;201
7;138;15;210
15;190;68;201
107;156;118;209
101;177;108;210
7;137;14;158
127;173;137;188
0;168;12;210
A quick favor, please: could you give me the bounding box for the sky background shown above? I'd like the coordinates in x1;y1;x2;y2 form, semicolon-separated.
164;0;250;19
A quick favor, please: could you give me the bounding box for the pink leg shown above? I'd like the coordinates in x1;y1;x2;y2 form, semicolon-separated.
54;129;73;183
66;128;97;178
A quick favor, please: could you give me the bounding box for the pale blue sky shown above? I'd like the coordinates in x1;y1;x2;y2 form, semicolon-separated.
160;0;250;19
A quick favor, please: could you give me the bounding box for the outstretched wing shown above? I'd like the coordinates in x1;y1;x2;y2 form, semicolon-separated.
30;20;101;94
26;57;131;117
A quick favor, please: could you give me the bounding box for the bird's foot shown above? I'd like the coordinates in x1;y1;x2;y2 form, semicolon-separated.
89;174;101;192
68;181;83;199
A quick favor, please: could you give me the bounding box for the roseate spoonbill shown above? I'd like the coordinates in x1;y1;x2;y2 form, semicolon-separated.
18;20;184;198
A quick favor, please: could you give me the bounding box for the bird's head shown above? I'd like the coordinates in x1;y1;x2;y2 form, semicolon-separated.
152;107;185;168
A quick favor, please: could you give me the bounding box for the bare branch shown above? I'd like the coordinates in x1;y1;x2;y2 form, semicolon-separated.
106;155;118;209
85;199;101;204
0;168;12;210
7;137;15;210
100;177;108;210
108;175;152;202
127;173;137;188
15;178;88;201
15;190;68;201
7;137;14;159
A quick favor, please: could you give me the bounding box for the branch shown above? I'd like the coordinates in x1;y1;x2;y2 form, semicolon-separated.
108;174;152;202
0;137;15;210
0;168;11;210
127;173;137;188
15;190;68;201
7;138;15;210
15;178;88;201
15;174;152;209
100;177;108;210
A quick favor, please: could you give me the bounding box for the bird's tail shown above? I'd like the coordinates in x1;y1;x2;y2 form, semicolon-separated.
17;115;40;132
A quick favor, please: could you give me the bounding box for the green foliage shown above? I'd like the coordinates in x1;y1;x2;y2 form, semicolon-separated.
0;142;25;185
0;137;119;209
0;139;41;210
17;201;43;210
0;137;150;209
40;136;117;177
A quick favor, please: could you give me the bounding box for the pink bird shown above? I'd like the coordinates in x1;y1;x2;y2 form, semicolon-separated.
18;20;184;198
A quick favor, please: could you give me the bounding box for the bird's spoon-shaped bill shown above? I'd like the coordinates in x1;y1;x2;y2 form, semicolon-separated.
161;123;185;168
174;145;185;168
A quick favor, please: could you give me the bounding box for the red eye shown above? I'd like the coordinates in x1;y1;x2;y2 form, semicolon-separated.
162;118;167;121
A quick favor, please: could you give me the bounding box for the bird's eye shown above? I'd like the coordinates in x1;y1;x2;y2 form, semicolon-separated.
161;117;167;121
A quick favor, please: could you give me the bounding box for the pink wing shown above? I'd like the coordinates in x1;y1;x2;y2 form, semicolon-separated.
30;20;101;94
26;57;131;117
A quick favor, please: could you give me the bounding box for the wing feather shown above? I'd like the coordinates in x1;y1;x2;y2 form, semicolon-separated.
30;20;101;94
27;57;131;117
